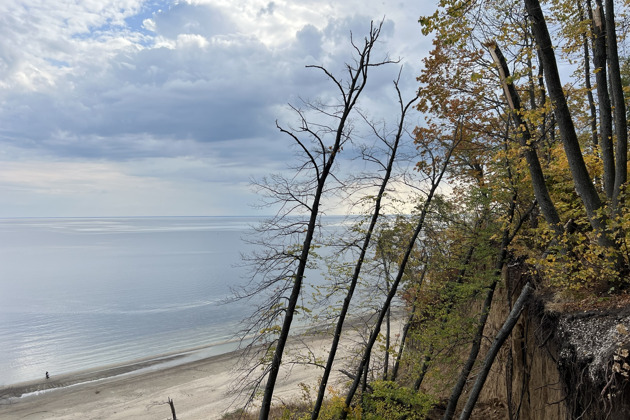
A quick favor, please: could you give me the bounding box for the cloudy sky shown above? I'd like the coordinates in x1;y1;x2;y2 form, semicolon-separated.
0;0;435;217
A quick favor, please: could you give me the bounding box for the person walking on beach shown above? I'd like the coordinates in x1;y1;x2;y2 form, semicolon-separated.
45;371;49;379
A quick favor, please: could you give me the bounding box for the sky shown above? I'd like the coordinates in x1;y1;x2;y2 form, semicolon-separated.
0;0;436;217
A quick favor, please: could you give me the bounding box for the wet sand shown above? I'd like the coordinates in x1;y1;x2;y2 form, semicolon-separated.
0;332;353;420
0;314;402;420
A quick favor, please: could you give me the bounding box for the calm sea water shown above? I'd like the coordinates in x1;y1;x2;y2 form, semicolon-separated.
0;217;269;385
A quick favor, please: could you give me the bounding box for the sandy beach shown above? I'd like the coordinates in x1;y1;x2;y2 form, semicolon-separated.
0;326;379;420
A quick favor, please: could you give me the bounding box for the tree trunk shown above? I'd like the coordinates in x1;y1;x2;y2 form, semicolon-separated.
487;42;562;235
505;263;517;420
524;0;615;248
258;135;332;420
458;283;534;420
309;79;418;420
391;265;428;382
168;397;177;420
416;239;480;393
443;179;533;420
384;305;391;380
592;0;615;199
390;306;414;382
580;0;599;148
259;23;385;419
413;352;432;391
604;0;628;206
338;133;457;419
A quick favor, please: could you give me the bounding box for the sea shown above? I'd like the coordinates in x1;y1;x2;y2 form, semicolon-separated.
0;216;332;386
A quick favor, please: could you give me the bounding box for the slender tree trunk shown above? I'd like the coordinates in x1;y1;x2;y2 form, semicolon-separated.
458;283;534;420
361;356;370;394
442;278;502;420
390;265;428;382
524;0;615;248
442;182;534;420
505;281;515;420
339;135;457;419
384;304;391;380
487;42;562;235
526;31;537;112
592;0;615;199
379;242;395;381
413;241;478;392
390;303;415;382
168;397;177;420
442;221;513;420
258;138;335;420
310;81;419;419
259;24;384;419
537;49;549;148
414;227;489;393
604;0;628;206
581;0;599;149
413;351;432;391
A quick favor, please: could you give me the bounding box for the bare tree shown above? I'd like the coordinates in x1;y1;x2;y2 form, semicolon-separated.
234;21;396;419
338;124;460;419
309;74;419;420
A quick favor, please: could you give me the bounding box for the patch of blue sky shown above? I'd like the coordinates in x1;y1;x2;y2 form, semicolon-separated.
125;0;174;33
66;1;172;42
70;18;123;40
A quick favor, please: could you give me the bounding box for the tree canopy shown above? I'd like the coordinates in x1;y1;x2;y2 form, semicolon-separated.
236;0;630;417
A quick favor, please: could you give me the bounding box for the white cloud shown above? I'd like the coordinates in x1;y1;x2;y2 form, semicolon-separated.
0;0;436;216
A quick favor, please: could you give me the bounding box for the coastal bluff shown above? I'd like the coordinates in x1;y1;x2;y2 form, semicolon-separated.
469;264;630;420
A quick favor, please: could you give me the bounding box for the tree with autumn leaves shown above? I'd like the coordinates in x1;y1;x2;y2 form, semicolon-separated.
408;0;630;417
237;0;630;417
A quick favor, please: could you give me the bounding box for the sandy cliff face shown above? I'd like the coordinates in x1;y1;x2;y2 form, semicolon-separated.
475;264;630;420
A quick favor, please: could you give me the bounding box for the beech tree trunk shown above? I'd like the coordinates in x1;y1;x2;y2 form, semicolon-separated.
524;0;615;248
604;0;628;206
487;42;562;236
581;0;599;148
592;0;615;199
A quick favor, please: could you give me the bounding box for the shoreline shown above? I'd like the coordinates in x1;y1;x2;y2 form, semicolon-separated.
0;329;356;420
0;315;404;419
0;316;339;399
0;336;248;400
0;344;250;420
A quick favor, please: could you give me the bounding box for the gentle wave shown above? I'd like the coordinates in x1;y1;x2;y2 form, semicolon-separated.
0;216;338;386
0;217;257;385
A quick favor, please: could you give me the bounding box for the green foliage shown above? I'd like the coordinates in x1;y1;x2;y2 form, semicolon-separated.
361;381;437;420
316;388;362;420
269;383;362;420
537;231;620;294
532;197;630;295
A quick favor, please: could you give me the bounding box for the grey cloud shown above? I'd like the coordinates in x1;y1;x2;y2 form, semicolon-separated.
257;2;276;17
1;33;299;160
295;24;323;60
0;3;411;171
